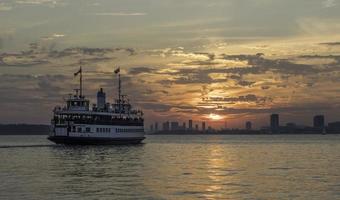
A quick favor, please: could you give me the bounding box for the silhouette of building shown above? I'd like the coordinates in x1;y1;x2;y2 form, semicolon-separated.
195;124;199;131
182;122;186;130
313;115;325;128
171;122;179;131
270;114;279;132
97;88;106;110
163;121;170;131
328;121;340;133
155;122;158;132
202;122;206;132
188;120;193;130
246;121;252;130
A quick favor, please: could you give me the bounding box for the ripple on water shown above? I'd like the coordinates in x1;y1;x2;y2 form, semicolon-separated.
1;135;340;200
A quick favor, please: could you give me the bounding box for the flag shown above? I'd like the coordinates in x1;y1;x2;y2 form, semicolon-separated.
114;67;120;74
74;67;82;76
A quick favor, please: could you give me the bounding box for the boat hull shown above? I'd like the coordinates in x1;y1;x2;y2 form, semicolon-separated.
48;136;145;145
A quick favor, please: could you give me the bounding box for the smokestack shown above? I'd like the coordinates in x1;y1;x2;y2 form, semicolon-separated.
97;88;106;110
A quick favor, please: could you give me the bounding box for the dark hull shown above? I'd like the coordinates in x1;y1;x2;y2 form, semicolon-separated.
47;136;145;145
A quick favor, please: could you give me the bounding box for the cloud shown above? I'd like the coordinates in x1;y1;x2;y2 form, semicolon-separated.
319;42;340;46
129;67;155;75
93;12;147;16
41;33;66;41
0;3;12;11
323;0;336;8
0;46;137;67
0;54;49;67
203;94;271;104
15;0;65;7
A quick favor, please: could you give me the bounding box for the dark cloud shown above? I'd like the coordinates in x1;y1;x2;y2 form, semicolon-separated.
261;86;270;90
222;53;321;75
319;42;340;46
189;103;335;117
202;94;271;104
0;54;49;67
0;74;67;105
299;54;340;66
129;67;155;75
237;80;255;87
152;52;340;87
138;102;173;112
0;46;137;67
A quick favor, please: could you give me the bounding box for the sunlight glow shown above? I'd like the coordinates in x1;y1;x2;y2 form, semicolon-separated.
208;113;224;121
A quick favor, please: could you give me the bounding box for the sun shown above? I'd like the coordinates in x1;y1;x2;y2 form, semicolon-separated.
208;113;224;121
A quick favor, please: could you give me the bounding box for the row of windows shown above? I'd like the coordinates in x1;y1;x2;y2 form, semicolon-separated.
97;127;111;133
116;128;144;133
70;126;143;133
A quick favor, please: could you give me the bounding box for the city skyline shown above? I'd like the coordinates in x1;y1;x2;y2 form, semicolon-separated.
149;113;337;131
1;0;340;128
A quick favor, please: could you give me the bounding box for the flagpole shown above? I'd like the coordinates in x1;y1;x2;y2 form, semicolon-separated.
118;70;121;113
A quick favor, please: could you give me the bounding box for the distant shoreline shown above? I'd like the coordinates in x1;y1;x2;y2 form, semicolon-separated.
0;124;50;135
148;133;340;135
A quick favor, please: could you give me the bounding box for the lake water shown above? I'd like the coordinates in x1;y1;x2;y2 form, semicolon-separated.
1;134;340;200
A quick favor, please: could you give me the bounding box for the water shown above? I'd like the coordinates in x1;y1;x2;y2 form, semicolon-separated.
1;135;340;200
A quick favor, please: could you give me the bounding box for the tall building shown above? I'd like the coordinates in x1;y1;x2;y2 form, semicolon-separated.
155;122;158;132
202;122;206;132
270;114;279;131
182;122;186;130
171;122;179;131
195;124;199;131
97;88;106;110
163;121;170;131
188;119;193;130
246;121;252;130
313;115;325;128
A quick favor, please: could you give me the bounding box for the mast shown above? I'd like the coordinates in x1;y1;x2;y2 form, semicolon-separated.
114;67;121;113
119;72;121;109
80;66;82;97
74;64;83;98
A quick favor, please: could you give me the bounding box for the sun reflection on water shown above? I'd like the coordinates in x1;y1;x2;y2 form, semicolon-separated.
203;145;231;200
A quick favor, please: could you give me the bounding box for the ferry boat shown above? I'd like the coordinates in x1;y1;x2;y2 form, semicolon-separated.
48;67;145;145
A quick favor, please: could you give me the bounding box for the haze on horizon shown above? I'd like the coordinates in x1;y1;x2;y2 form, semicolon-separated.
1;0;340;128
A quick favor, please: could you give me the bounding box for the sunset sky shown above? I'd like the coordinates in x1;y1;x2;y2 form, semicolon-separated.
1;0;340;128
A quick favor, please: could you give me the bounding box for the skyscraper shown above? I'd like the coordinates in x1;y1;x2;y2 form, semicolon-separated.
188;119;193;131
171;122;179;131
246;121;252;130
202;122;206;132
270;114;279;131
163;121;170;131
313;115;325;128
155;122;158;132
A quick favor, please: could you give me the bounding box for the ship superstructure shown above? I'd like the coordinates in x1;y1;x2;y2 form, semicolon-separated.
48;67;145;144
